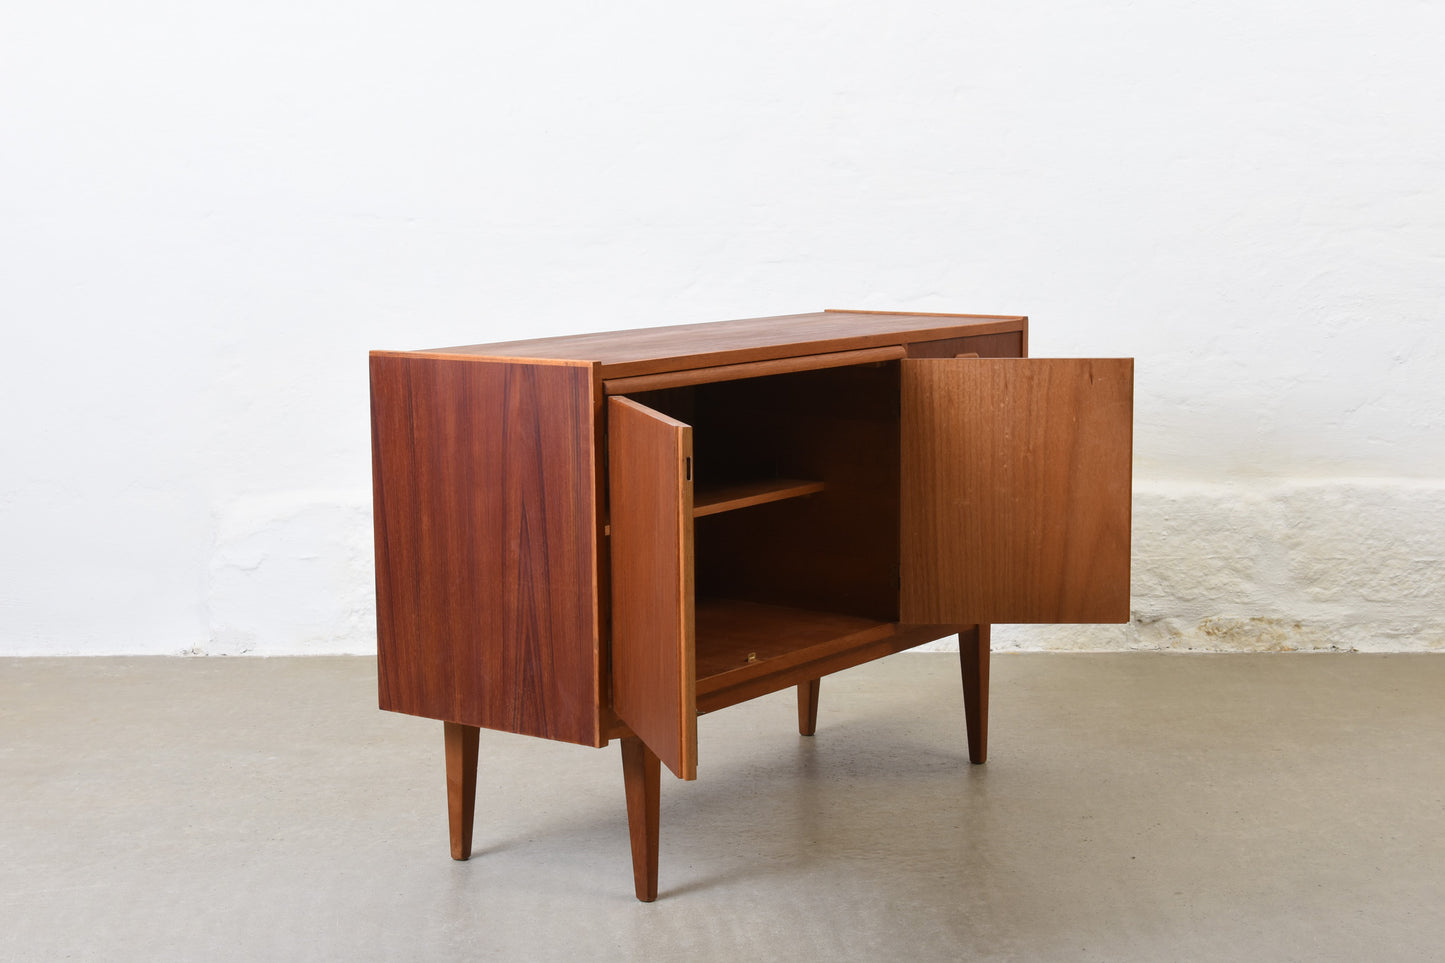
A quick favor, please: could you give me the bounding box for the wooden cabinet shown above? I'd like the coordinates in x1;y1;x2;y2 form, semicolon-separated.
370;309;1133;900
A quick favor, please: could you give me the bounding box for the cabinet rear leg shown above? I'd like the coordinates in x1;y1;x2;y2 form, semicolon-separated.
444;721;480;860
960;624;990;764
620;736;661;902
798;678;821;736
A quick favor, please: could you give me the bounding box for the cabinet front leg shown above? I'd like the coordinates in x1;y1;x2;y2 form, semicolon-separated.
960;624;990;764
798;678;821;736
444;721;480;860
620;736;661;902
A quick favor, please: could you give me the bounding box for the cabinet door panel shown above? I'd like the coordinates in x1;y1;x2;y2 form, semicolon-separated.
608;397;697;780
901;358;1133;624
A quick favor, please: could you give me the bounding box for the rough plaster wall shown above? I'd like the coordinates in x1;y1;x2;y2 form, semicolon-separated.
945;481;1445;654
2;1;1442;654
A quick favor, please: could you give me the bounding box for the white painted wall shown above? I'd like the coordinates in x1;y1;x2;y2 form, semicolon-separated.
3;1;1442;655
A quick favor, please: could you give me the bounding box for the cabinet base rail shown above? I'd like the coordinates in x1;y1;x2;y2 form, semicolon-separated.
441;626;989;901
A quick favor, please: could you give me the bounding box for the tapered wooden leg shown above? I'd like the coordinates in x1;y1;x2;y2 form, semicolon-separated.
960;624;990;764
444;721;480;860
797;678;821;736
621;736;661;902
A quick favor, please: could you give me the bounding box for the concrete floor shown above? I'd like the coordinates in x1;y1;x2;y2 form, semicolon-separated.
2;654;1442;962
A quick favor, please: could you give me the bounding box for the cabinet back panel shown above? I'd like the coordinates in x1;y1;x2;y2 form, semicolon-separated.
370;356;601;745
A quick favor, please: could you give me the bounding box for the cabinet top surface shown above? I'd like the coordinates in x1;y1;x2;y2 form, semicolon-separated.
377;310;1026;378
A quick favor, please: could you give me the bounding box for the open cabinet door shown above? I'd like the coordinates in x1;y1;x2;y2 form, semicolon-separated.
900;358;1133;625
608;397;697;780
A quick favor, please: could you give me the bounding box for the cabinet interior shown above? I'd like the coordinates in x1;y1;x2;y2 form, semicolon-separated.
624;360;903;686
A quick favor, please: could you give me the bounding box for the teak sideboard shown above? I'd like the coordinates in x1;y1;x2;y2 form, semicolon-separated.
369;309;1133;901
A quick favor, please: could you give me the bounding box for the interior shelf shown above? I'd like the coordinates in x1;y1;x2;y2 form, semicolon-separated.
694;598;892;685
693;478;825;518
605;478;825;535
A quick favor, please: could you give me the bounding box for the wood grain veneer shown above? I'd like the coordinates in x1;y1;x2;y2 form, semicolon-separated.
370;355;601;745
371;308;1131;902
621;737;661;902
685;361;903;622
417;311;1026;379
694;623;961;714
607;397;697;781
444;722;479;859
959;625;989;765
693;599;894;681
798;679;821;736
692;479;826;517
602;345;905;394
900;358;1134;624
905;331;1024;359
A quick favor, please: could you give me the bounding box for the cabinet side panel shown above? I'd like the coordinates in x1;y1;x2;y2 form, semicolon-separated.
370;355;600;746
607;397;697;780
901;358;1133;624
